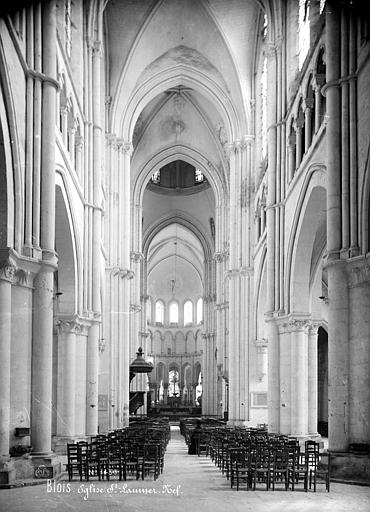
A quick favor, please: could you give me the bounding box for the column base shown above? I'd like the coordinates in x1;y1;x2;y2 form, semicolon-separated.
26;453;62;480
330;451;370;485
0;456;16;488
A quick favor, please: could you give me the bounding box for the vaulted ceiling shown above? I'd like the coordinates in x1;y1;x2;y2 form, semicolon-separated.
104;0;265;302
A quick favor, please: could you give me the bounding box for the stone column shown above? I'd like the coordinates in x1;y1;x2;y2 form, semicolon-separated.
68;124;76;168
31;0;58;465
308;323;319;436
291;320;309;436
56;319;78;438
86;322;99;435
278;321;291;435
265;39;279;433
304;98;314;150
86;38;104;436
60;105;69;147
227;139;251;425
255;338;268;383
295;120;303;168
163;384;169;405
32;268;55;454
348;6;358;256
0;258;16;484
32;1;42;255
347;259;370;444
313;74;325;132
201;332;209;415
0;260;15;457
122;142;133;425
75;135;84;184
327;260;349;451
325;0;349;452
287;134;296;182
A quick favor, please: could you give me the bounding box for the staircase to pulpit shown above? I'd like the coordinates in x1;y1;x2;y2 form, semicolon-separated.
129;391;145;415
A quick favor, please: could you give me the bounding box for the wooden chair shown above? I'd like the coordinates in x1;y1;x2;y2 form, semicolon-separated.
108;443;126;481
66;444;83;481
86;442;109;481
309;452;330;492
142;443;160;481
251;450;272;490
288;452;309;491
124;444;141;480
234;451;252;491
271;450;289;490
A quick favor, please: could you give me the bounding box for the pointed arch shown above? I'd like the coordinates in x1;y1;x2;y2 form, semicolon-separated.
0;41;23;251
285;165;327;313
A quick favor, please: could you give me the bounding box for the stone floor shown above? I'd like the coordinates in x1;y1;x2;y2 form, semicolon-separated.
0;427;369;512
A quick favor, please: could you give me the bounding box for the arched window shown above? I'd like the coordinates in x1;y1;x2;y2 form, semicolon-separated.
306;78;315;143
184;300;193;326
298;0;310;70
196;298;203;324
169;301;179;324
195;168;204;183
316;48;326;127
168;369;180;397
151;169;160;184
155;300;164;325
196;372;203;406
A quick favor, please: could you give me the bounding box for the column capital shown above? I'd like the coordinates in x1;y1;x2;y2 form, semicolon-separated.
202;331;216;341
91;40;103;58
106;133;117;147
225;139;243;156
213;250;229;262
313;73;326;89
110;266;134;279
139;331;150;338
215;301;229;311
307;321;321;335
203;293;217;304
303;98;315;111
130;303;142;313
295;116;305;130
122;141;133;156
276;315;311;334
0;259;17;283
131;251;144;262
75;134;84;148
241;134;254;148
55;317;84;335
288;133;296;146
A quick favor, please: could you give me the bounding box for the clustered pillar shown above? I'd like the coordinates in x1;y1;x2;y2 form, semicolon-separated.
324;0;368;453
227;137;253;425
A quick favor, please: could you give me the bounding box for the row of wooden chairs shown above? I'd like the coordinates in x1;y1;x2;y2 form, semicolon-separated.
66;441;163;481
225;440;330;492
66;421;170;482
182;424;330;492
